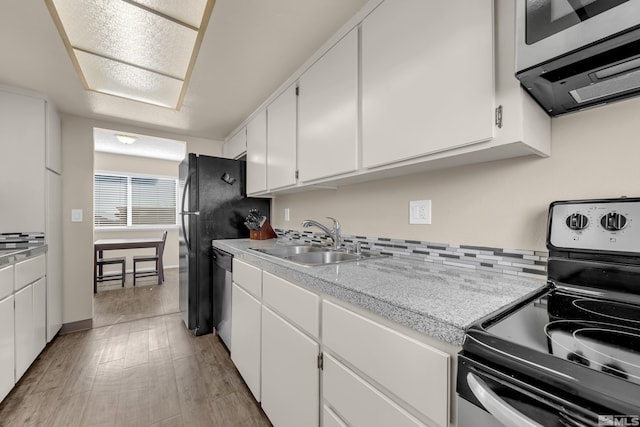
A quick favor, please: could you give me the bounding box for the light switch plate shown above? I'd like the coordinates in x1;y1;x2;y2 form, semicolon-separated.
71;209;83;222
409;200;431;225
284;208;290;222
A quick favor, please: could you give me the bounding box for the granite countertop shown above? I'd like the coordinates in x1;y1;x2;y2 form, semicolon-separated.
0;245;48;267
212;238;546;346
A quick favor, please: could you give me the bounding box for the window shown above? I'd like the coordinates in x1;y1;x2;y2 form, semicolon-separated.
94;172;177;228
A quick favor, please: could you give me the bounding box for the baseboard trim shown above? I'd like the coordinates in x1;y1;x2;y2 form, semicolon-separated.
60;318;93;334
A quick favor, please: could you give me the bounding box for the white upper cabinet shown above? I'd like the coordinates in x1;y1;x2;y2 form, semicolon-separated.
298;28;358;182
246;109;268;195
224;127;247;160
361;0;494;169
45;101;62;174
0;88;46;233
267;85;297;190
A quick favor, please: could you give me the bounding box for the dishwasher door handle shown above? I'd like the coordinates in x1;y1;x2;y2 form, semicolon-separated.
467;372;544;427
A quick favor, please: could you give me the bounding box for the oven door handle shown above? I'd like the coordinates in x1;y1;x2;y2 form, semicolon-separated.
467;372;544;427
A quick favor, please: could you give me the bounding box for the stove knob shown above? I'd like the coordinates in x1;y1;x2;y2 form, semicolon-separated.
602;363;628;379
567;351;590;367
565;213;589;230
600;212;628;231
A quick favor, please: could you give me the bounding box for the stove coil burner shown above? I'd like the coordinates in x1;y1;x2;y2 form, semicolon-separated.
573;298;640;325
545;321;640;384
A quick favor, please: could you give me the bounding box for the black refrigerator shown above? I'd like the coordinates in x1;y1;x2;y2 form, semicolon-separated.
179;154;270;336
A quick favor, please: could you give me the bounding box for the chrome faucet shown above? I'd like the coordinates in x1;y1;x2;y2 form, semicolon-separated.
302;217;341;250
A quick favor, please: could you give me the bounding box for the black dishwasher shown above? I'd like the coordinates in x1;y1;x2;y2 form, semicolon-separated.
212;248;233;350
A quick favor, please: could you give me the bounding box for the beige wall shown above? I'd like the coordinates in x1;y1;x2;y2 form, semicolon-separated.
272;96;640;253
61;114;222;325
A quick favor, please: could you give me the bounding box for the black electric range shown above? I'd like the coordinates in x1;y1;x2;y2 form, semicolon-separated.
457;198;640;427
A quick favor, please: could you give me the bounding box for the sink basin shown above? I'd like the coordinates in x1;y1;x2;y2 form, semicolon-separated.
249;244;385;266
251;245;328;257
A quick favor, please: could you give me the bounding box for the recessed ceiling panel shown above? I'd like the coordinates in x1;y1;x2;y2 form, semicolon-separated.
52;0;197;79
128;0;210;28
75;49;183;108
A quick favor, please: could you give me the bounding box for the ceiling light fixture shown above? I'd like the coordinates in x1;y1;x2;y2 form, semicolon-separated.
45;0;215;110
115;134;137;145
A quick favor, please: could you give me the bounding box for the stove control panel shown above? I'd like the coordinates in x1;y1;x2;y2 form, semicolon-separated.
549;200;640;253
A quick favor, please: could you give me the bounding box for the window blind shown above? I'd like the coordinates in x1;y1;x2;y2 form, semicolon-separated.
94;173;177;227
131;177;177;225
94;174;128;226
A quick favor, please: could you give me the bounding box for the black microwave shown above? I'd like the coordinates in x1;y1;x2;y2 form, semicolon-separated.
515;0;640;116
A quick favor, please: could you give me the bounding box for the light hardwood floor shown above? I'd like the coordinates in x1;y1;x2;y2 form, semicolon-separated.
93;268;180;328
0;269;271;426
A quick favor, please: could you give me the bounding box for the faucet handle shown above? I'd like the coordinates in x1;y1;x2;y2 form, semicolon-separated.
326;216;340;231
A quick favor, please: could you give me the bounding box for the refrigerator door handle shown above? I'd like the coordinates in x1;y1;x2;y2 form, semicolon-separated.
181;172;198;254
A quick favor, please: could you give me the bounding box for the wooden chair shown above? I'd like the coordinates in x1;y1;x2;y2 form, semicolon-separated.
95;256;126;290
132;231;167;286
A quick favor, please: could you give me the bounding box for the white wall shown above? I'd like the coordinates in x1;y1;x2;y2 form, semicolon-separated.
61;114;222;326
271;96;640;253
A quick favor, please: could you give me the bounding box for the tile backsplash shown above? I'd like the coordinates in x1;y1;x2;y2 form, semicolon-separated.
0;232;45;249
276;229;547;280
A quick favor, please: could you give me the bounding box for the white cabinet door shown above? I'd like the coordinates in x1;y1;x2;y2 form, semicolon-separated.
230;283;262;401
267;85;297;190
246;110;268;195
323;354;426;427
361;0;494;169
298;28;358;182
323;301;449;427
261;306;320;427
0;295;15;402
0;89;46;233
224;128;247;159
14;284;33;381
45;100;62;174
32;277;46;359
46;171;62;342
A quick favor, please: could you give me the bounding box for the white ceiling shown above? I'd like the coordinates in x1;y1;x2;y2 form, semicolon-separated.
94;128;186;161
0;0;369;141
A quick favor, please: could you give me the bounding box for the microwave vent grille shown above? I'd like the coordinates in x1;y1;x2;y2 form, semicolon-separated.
570;68;640;104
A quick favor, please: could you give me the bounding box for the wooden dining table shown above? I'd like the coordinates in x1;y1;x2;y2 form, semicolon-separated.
94;237;165;292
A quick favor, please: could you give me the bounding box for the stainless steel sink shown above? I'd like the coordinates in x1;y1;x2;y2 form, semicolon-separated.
251;245;328;257
249;244;385;266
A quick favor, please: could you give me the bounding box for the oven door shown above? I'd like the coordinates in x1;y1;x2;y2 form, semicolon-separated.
516;0;640;72
457;354;598;427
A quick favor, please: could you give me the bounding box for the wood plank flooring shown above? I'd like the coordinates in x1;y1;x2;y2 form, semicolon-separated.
0;266;271;426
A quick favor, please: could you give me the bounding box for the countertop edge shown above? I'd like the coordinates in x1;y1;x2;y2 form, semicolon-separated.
0;245;48;267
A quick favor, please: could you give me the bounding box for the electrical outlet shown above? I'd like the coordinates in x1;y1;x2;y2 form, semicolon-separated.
409;200;431;225
284;208;290;222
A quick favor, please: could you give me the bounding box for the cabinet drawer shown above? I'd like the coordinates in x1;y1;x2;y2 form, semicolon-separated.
262;272;319;338
15;255;46;291
323;354;425;427
232;259;262;298
0;265;13;300
322;301;449;427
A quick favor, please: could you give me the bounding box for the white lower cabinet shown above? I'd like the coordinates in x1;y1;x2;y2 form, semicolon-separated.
0;295;15;402
33;277;46;358
230;283;262;401
228;260;452;427
323;354;425;427
322;300;450;427
14;284;34;381
261;306;320;427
